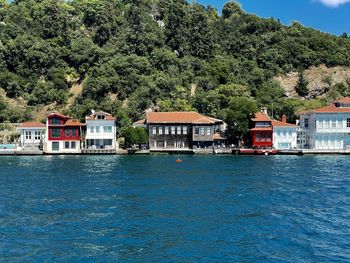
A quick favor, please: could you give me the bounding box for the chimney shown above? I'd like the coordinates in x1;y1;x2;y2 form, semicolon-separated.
282;114;287;123
261;107;268;115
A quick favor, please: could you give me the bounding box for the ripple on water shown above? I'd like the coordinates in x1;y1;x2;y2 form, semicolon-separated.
0;155;349;262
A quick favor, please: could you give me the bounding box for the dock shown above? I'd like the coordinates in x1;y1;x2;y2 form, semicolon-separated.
0;150;43;155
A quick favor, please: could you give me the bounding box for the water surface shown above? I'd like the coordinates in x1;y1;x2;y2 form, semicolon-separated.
0;155;349;262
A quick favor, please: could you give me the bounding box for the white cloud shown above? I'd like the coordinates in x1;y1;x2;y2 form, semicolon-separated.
317;0;350;7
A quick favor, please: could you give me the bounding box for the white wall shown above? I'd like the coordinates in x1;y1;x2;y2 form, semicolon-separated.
273;127;298;149
300;112;350;149
85;119;117;149
18;128;45;146
44;140;81;154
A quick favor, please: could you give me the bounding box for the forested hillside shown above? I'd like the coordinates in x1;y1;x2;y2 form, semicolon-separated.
1;0;350;140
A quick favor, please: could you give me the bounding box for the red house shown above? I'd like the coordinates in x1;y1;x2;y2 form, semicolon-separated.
44;113;85;154
250;110;273;148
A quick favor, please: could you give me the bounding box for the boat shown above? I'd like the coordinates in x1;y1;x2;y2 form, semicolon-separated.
176;159;183;163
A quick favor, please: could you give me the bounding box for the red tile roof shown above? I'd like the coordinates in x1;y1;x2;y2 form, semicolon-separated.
298;104;350;114
86;111;115;120
271;120;297;127
298;97;350;114
335;97;350;104
252;112;271;122
146;112;223;124
19;122;46;128
65;119;85;126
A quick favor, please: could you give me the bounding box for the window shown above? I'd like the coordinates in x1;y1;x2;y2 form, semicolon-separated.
183;126;188;135
152;126;157;135
304;118;309;128
65;129;70;137
332;121;336;128
318;120;323;129
71;142;76;149
164;127;169;135
176;126;181;135
200;127;205;135
72;129;77;137
51;128;60;138
266;133;272;142
158;127;163;135
171;126;176;135
65;141;70;149
97;115;105;120
337;119;342;128
51;118;60;125
206;127;211;135
347;118;350;128
195;127;199;135
103;139;112;146
96;126;100;133
90;126;95;133
52;142;59;151
34;131;40;140
104;126;112;133
256;133;261;142
25;131;32;140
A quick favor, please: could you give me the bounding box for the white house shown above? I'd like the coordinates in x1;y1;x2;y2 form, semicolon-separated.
17;122;46;149
84;111;117;152
298;97;350;150
272;115;298;150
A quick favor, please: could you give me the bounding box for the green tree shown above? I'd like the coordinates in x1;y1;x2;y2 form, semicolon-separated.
121;126;148;148
222;1;243;19
224;97;258;144
295;71;309;97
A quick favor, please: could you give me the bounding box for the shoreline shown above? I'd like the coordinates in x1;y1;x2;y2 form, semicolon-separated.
1;149;350;156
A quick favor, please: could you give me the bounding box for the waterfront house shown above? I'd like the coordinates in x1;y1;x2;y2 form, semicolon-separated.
83;111;117;153
250;109;273;148
134;112;226;152
298;97;350;150
272;115;298;150
17;122;46;149
250;109;297;150
44;113;85;154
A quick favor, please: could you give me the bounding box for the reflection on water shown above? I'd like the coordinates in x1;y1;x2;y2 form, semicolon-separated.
0;155;349;262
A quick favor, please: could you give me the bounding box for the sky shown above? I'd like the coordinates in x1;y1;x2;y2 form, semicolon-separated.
198;0;350;36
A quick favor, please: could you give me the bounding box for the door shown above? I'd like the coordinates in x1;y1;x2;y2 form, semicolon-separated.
344;134;350;149
52;142;59;151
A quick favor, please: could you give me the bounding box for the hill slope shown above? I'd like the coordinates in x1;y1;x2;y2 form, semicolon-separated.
1;0;350;140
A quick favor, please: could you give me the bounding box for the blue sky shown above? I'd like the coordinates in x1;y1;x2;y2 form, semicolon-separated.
198;0;350;36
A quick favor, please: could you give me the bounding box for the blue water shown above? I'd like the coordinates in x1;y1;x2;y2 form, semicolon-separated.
0;155;349;262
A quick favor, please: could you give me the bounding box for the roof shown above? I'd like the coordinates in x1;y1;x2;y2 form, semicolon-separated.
65;119;85;126
213;133;226;140
250;127;273;131
271;120;297;127
48;113;72;120
298;97;350;114
133;119;146;125
335;97;350;104
18;122;46;128
86;111;115;120
298;104;350;114
252;112;271;122
145;112;224;124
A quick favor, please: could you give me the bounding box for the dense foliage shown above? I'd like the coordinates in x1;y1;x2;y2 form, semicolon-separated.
1;0;350;142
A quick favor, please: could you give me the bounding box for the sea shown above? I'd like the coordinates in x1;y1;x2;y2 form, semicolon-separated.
0;155;349;262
